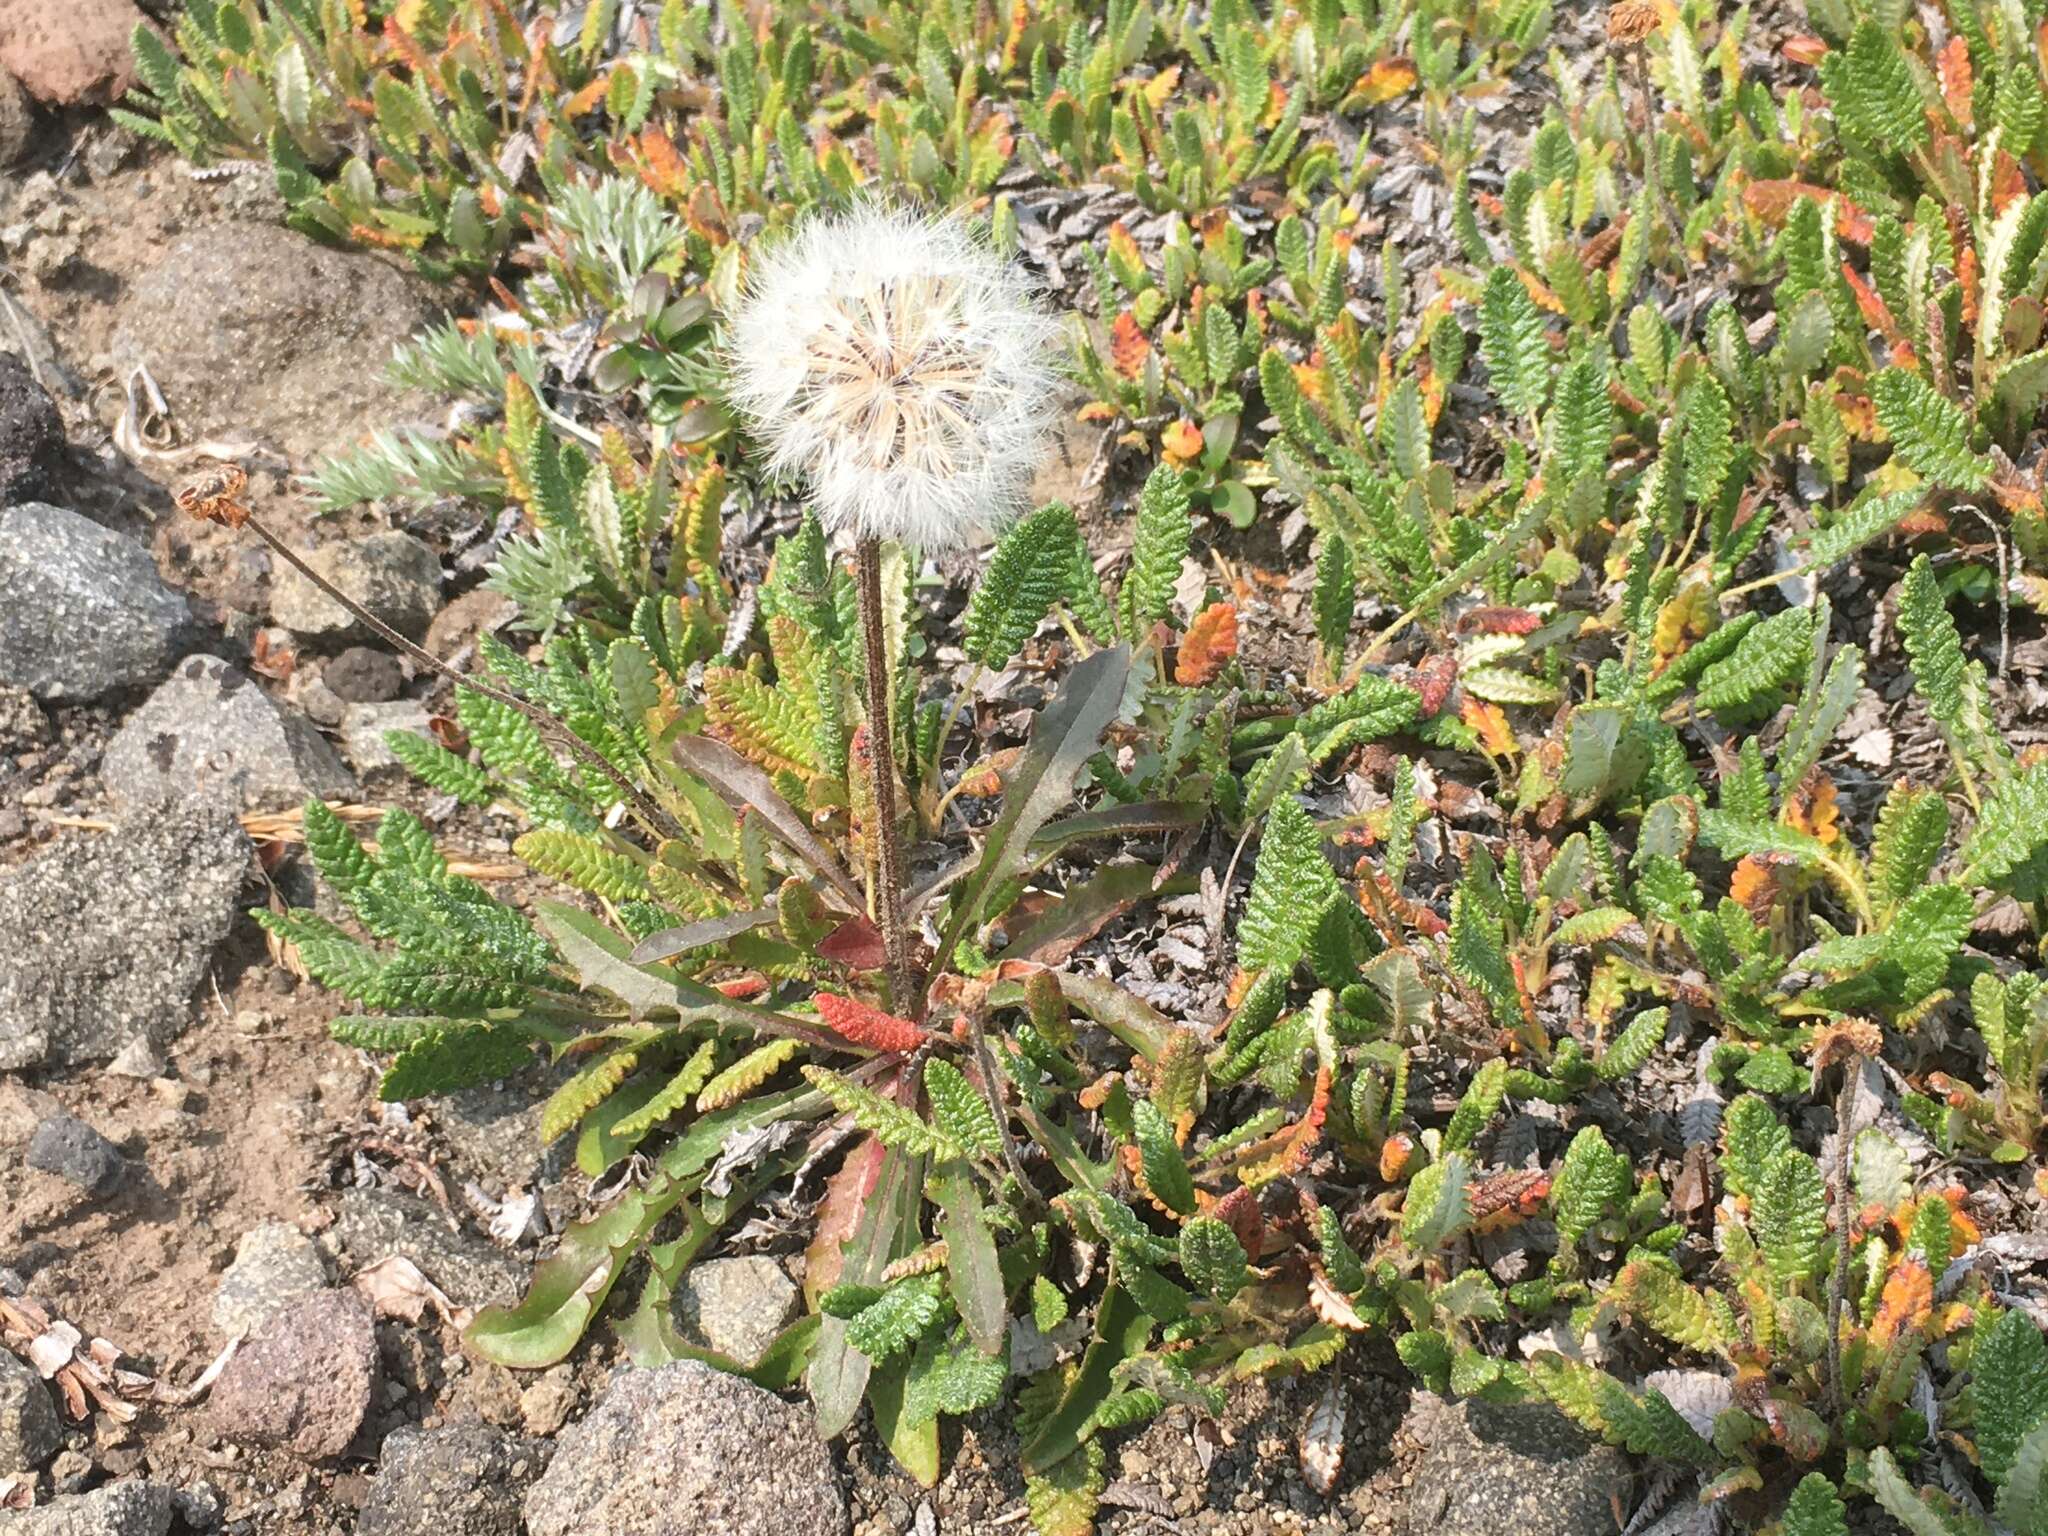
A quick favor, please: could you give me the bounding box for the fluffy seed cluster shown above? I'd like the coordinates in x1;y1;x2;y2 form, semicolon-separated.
725;204;1061;552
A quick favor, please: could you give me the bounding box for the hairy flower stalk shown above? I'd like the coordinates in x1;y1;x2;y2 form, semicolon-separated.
728;206;1058;1014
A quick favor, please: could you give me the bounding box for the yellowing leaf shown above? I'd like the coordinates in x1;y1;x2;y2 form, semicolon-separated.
1162;418;1204;464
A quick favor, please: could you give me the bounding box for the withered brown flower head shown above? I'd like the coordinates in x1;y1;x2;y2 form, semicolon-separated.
174;462;251;529
1608;0;1660;45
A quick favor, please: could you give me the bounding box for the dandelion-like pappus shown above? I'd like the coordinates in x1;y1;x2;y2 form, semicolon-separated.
725;204;1060;553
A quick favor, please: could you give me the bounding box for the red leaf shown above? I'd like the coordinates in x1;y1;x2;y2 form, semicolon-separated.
815;992;929;1053
1209;1184;1266;1261
1457;605;1543;636
817;916;889;970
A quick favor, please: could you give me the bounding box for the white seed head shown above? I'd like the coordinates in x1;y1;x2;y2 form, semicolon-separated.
725;204;1061;552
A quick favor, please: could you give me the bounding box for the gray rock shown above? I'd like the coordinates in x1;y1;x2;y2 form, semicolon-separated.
0;1481;175;1536
0;798;247;1069
0;504;191;703
1403;1397;1630;1536
338;700;433;777
0;1350;58;1475
358;1422;548;1536
523;1362;848;1536
101;655;354;814
271;532;441;644
211;1221;330;1339
0;353;61;503
672;1257;800;1367
206;1288;378;1459
324;647;404;704
25;1113;123;1195
333;1189;524;1309
108;223;435;463
103;1037;164;1080
1632;1503;1716;1536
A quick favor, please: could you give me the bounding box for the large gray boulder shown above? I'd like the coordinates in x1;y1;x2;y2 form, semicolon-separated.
102;655;354;814
0;796;247;1069
0;503;191;702
523;1362;848;1536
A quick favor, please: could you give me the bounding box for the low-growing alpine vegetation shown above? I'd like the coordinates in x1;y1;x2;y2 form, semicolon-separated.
143;0;2048;1531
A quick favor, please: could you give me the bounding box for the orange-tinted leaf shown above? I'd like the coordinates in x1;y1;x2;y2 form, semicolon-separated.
1461;697;1517;758
1784;773;1841;845
1993;149;2028;214
1470;1169;1552;1232
1109;311;1150;378
1938;36;1973;127
1355;57;1417;103
1161;418;1204;464
1241;1067;1329;1186
637;126;688;197
1379;1132;1415;1182
1871;1257;1933;1347
1175;603;1239;684
1729;856;1780;915
1782;34;1829;65
1106;221;1140;272
955;745;1024;799
1745;181;1874;244
815;992;929;1053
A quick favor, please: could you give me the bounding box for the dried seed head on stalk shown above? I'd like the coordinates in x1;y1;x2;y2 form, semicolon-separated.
1607;0;1660;44
725;204;1061;552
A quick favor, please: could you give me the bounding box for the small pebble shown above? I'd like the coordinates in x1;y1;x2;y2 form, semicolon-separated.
26;1112;124;1195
